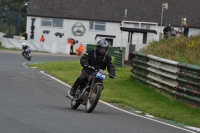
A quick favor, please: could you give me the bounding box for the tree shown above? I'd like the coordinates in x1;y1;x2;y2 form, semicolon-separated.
0;0;28;34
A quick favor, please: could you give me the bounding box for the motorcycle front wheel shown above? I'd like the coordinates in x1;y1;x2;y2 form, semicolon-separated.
85;84;102;113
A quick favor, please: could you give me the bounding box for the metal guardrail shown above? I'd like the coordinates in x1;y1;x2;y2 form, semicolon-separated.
86;44;120;57
131;51;200;107
86;44;124;67
114;51;124;67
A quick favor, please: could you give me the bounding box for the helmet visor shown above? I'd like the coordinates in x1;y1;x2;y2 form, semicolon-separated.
99;47;106;53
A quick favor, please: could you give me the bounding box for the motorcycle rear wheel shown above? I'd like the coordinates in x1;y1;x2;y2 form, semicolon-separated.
26;53;31;61
85;84;102;113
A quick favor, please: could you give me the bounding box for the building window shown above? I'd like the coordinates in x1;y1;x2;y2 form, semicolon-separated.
89;21;106;31
41;18;52;27
52;18;63;27
41;18;63;28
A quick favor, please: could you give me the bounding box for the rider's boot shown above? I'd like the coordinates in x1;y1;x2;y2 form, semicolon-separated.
22;53;26;59
66;87;76;99
66;75;85;99
66;79;80;98
69;87;76;96
66;90;74;99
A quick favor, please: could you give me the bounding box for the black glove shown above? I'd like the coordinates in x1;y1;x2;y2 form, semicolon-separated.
88;66;95;70
83;64;88;68
109;74;116;79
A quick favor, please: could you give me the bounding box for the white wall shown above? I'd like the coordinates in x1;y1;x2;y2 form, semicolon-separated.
26;16;160;60
2;38;70;54
26;16;122;51
0;32;6;42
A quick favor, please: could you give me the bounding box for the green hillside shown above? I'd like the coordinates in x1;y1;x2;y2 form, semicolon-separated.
140;35;200;66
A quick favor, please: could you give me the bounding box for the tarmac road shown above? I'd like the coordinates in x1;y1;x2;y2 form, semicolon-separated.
0;51;196;133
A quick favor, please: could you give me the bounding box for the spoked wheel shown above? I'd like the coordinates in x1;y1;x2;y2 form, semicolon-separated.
28;53;32;61
70;86;82;109
26;54;31;61
71;99;80;109
85;84;102;113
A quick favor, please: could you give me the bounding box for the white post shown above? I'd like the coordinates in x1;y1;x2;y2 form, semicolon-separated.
120;21;123;50
160;3;164;39
181;17;183;26
120;30;123;51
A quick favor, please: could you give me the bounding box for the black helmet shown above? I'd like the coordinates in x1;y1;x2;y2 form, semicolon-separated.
96;39;109;55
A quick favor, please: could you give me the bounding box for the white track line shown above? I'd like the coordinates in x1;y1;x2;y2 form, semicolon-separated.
23;62;29;68
38;70;197;133
40;71;71;88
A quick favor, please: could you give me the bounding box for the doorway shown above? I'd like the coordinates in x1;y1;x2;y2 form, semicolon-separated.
105;38;113;46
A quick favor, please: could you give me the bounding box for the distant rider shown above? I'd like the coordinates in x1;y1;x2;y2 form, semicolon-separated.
22;43;31;58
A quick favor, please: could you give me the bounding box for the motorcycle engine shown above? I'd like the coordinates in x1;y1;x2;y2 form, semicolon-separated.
82;91;89;101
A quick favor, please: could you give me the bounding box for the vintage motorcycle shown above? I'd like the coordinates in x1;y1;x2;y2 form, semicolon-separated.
24;48;32;61
67;66;115;113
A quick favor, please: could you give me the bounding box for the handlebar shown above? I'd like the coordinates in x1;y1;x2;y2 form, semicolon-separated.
84;65;116;79
107;73;116;78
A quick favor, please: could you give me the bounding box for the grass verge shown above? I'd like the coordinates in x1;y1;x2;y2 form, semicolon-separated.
28;60;200;128
141;35;200;66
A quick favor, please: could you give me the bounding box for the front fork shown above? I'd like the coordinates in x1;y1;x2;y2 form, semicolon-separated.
88;82;103;99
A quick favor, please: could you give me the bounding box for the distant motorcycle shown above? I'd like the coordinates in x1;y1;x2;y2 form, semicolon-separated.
24;48;32;61
67;66;115;113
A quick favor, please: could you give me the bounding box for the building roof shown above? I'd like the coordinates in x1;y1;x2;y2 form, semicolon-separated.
27;0;200;28
120;27;157;34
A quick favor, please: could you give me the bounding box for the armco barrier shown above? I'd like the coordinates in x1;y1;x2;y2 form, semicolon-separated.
86;44;124;67
114;51;124;67
86;44;120;57
131;51;200;107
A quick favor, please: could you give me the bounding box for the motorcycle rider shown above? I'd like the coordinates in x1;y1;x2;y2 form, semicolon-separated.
22;43;31;58
68;39;116;97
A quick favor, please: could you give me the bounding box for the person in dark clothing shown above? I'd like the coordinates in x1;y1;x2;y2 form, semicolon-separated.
22;43;31;58
183;24;189;37
23;32;28;40
68;39;116;97
163;23;172;39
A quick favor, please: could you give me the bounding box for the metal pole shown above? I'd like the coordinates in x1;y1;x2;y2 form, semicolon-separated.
120;21;123;51
120;30;123;51
9;11;11;34
181;17;183;26
18;0;21;35
0;12;1;32
160;3;164;39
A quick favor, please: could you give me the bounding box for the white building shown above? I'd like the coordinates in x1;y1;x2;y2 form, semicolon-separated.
26;16;160;59
3;0;200;60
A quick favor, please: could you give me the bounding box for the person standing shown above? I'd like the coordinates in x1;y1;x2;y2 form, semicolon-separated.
183;24;189;37
23;32;28;40
163;23;172;39
40;35;45;42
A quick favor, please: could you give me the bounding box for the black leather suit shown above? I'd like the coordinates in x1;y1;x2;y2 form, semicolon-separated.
70;49;116;96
